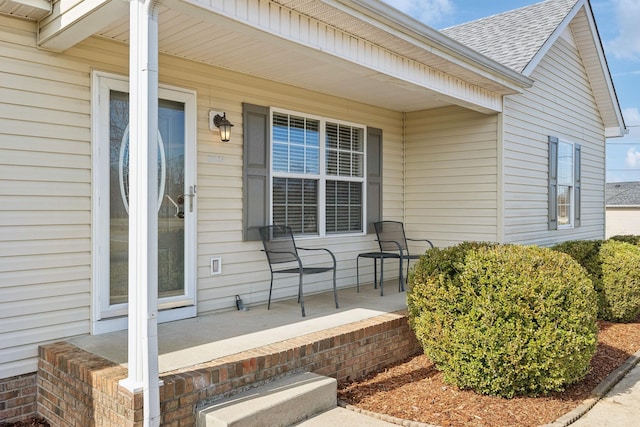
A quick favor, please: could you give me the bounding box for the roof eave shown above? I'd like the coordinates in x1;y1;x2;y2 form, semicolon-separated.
584;0;627;137
326;0;534;91
522;0;625;136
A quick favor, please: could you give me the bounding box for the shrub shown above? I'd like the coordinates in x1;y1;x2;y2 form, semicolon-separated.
609;235;640;246
408;241;496;287
551;240;605;318
408;244;597;398
600;240;640;322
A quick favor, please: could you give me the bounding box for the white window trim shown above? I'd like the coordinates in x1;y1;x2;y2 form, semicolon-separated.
557;139;575;230
269;107;367;238
91;70;198;334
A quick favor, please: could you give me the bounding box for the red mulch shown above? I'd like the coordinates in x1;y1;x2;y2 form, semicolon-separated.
0;417;49;427
338;317;640;427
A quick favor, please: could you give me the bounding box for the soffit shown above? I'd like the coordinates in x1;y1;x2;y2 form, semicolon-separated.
0;0;50;20
95;2;515;113
570;7;625;136
97;9;446;112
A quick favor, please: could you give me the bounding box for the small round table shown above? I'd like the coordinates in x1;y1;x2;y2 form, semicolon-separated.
356;252;402;295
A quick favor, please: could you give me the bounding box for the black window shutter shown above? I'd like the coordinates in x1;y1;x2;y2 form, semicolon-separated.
243;103;270;241
548;136;558;230
367;127;383;234
574;144;581;228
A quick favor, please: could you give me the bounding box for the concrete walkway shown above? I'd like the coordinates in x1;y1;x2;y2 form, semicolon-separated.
294;407;398;426
564;353;640;427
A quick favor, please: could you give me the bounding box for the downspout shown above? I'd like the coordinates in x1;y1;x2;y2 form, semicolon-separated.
496;98;505;244
402;111;407;224
119;1;161;426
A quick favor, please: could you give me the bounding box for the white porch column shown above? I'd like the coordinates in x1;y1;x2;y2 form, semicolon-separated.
119;1;161;426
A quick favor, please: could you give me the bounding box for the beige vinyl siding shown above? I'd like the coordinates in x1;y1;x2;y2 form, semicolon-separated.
0;15;405;377
404;106;499;247
502;29;605;245
606;208;640;238
0;16;92;379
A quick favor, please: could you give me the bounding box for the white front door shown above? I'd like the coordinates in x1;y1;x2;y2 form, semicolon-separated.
92;71;197;334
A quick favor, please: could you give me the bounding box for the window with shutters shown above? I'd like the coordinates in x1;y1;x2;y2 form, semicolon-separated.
271;109;366;236
557;141;574;227
548;136;581;230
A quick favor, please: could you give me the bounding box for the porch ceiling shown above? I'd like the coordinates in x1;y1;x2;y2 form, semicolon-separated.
96;6;452;112
82;0;533;114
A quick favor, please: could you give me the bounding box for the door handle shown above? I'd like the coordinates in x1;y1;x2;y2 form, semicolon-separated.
165;195;184;218
184;185;196;212
166;186;195;218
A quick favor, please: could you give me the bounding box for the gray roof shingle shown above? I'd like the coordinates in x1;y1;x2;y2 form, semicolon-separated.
441;0;578;72
606;182;640;206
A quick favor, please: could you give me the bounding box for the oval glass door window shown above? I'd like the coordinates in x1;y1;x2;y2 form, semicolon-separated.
117;124;167;214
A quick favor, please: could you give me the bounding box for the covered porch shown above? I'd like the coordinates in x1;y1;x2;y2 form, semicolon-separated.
37;283;421;426
13;0;525;424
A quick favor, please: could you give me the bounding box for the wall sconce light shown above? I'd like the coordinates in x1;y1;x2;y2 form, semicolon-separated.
209;111;234;142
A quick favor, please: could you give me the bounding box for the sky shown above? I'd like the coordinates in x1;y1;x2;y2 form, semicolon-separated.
381;0;640;183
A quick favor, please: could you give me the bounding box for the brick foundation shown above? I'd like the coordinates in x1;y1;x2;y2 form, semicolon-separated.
0;372;38;423
37;310;420;426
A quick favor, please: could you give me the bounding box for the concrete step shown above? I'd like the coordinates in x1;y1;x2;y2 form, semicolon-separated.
197;372;337;427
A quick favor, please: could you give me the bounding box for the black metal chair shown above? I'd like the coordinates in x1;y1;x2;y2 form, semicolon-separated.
258;225;339;317
373;221;434;291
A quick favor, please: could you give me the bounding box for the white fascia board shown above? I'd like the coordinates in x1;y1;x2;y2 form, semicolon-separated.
328;0;533;92
521;0;584;75
38;0;129;52
606;127;626;138
582;0;626;136
523;0;625;136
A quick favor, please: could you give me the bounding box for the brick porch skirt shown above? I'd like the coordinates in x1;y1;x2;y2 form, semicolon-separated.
0;373;38;423
37;310;420;426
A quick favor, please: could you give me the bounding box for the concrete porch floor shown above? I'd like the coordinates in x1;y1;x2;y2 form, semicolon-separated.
70;282;409;374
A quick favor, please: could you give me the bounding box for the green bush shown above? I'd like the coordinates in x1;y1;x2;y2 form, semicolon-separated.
609;235;640;246
600;240;640;322
408;244;597;398
551;240;605;318
408;241;496;287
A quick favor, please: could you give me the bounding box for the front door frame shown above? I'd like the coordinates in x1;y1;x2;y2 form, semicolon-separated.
91;70;197;334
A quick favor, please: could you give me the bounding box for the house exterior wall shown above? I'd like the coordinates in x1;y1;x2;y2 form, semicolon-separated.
502;30;606;245
404;106;500;246
606;207;640;238
0;15;408;380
